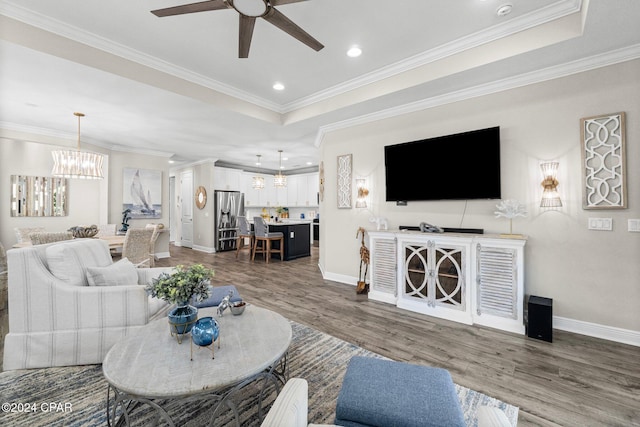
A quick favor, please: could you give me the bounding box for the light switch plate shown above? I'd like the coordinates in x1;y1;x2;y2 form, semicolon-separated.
628;219;640;232
588;218;613;231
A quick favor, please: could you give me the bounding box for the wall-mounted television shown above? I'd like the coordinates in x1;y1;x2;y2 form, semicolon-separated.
384;126;501;202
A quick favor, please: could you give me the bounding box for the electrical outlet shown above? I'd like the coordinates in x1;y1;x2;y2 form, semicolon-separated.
628;219;640;232
588;218;613;231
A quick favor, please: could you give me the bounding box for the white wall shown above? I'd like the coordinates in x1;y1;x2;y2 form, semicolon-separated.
0;134;171;249
319;59;640;334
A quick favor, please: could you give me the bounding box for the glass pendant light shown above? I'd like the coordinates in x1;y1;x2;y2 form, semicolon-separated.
274;150;287;188
51;112;104;179
252;155;265;189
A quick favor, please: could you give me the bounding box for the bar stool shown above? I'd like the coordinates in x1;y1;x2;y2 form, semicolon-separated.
252;217;283;263
236;216;254;259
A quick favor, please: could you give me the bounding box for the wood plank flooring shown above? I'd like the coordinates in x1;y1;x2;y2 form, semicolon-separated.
157;244;639;426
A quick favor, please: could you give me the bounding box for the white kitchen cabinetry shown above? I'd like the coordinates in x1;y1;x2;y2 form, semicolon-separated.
367;230;526;334
213;167;241;191
237;171;319;207
285;173;319;207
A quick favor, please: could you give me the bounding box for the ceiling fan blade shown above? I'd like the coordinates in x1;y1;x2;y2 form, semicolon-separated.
151;0;229;17
262;7;324;52
239;15;256;58
271;0;308;5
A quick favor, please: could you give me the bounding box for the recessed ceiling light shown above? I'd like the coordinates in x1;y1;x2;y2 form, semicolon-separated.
306;161;313;165
347;46;362;58
282;157;288;161
496;4;513;16
168;160;175;164
273;82;285;91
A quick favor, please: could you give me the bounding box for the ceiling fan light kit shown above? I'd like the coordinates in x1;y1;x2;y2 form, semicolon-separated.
151;0;324;58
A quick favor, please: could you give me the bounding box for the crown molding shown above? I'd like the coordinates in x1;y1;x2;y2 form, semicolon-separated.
1;1;583;117
0;2;281;113
285;0;583;112
314;43;640;147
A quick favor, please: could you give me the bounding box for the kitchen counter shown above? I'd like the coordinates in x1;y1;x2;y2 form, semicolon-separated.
267;222;311;261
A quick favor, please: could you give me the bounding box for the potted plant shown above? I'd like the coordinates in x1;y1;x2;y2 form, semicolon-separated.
146;264;214;337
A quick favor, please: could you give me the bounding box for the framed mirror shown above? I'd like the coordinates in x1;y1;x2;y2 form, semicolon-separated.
195;186;207;209
11;175;68;217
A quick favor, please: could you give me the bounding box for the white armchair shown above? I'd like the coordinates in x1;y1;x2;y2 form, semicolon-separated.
3;238;171;370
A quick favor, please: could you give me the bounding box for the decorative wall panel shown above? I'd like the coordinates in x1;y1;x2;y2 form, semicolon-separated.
580;112;627;209
337;154;352;209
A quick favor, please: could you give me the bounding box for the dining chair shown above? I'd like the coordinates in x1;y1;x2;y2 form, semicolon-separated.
145;224;164;267
28;231;74;245
236;216;255;259
121;228;154;267
96;224;118;237
14;227;45;244
252;217;283;263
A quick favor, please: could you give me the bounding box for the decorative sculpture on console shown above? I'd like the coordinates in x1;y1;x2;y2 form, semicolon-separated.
217;290;234;316
369;216;388;231
494;199;527;237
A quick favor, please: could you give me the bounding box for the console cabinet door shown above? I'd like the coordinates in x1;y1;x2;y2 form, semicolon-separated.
397;237;472;325
472;239;526;334
368;232;397;304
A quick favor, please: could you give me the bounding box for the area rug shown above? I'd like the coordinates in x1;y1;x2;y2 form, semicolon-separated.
0;322;518;426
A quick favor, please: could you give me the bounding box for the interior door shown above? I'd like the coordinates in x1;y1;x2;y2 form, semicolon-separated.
180;170;193;248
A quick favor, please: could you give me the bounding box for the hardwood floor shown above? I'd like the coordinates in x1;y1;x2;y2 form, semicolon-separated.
156;244;639;427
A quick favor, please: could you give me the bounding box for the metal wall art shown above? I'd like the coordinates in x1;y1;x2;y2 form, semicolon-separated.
580;112;627;209
11;175;68;217
337;154;352;209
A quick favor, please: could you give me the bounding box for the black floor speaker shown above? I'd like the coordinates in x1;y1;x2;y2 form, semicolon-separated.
527;296;553;342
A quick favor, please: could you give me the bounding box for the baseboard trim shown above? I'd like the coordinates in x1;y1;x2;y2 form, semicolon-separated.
553;316;640;347
320;271;639;347
192;244;215;254
322;271;356;287
155;251;170;259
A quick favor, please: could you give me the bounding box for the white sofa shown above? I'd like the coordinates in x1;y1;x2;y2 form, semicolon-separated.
3;238;171;370
261;378;515;427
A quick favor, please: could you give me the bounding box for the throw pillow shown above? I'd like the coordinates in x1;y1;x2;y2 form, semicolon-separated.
86;258;138;287
46;239;113;286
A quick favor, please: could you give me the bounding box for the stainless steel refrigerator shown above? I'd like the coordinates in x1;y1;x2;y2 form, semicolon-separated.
214;190;245;252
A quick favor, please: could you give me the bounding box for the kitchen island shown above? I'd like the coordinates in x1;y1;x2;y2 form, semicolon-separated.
267;221;311;261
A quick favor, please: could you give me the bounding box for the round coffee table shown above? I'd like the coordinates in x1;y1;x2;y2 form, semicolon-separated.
102;304;292;426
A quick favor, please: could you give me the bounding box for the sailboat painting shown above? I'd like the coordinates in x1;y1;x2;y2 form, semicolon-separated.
122;168;162;219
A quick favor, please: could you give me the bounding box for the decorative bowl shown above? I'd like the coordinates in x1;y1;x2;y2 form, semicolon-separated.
230;301;246;316
68;225;99;238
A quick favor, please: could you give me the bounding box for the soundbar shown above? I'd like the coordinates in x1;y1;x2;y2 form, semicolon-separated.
399;225;484;234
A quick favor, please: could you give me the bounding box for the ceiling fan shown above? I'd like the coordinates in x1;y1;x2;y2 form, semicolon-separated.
151;0;324;58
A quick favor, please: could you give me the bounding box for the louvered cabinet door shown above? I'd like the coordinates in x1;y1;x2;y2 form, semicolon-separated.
473;239;526;334
368;234;397;304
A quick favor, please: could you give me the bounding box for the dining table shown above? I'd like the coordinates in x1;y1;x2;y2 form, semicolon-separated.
12;235;126;251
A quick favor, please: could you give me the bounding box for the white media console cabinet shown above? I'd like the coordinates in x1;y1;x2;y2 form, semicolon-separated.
367;229;527;334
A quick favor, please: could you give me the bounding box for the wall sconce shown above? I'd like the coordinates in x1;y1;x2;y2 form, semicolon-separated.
540;162;562;208
355;179;369;208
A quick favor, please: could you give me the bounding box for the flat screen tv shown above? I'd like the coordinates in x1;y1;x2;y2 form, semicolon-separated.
384;126;501;202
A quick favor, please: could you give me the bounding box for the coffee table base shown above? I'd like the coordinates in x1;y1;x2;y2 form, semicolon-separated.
106;352;289;427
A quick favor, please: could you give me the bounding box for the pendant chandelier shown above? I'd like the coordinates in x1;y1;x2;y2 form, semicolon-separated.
252;155;265;189
52;112;104;179
273;150;287;188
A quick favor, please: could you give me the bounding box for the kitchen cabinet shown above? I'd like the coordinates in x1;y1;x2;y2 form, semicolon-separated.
214;167;241;191
267;222;310;260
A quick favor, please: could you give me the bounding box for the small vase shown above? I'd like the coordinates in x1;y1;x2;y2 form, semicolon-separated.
168;304;198;336
191;316;219;347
